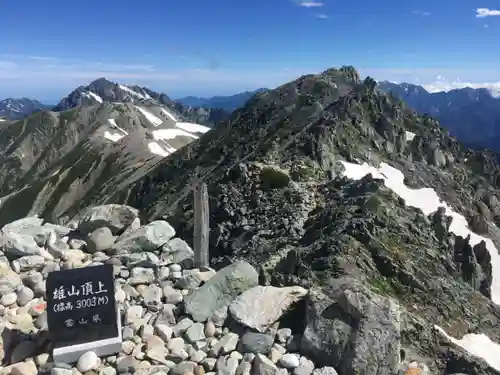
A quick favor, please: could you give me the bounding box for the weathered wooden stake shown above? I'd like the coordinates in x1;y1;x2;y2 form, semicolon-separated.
193;182;209;268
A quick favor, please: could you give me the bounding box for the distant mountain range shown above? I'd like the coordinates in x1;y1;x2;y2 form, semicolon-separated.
4;79;500;155
378;81;500;152
176;88;268;112
0;82;266;123
0;97;51;120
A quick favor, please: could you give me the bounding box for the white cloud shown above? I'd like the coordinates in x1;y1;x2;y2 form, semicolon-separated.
412;10;431;16
315;13;328;19
27;55;59;62
476;8;500;18
0;61;17;69
422;78;500;97
295;1;324;8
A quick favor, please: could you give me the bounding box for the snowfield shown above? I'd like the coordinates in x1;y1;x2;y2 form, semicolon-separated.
160;108;177;122
87;91;103;103
119;84;152;101
82;91;103;103
153;128;198;141
147;141;170;157
102;109;210;158
176;122;211;134
103;119;128;142
135;106;163;126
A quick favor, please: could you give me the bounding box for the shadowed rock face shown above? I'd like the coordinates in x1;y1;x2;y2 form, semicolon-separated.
2;66;500;373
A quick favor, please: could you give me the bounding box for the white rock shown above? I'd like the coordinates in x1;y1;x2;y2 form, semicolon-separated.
1;292;17;306
280;353;300;369
77;350;99;372
312;367;339;375
12;360;37;375
112;220;175;253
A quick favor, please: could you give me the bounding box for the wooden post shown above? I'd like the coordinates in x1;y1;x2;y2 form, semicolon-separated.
193;182;209;268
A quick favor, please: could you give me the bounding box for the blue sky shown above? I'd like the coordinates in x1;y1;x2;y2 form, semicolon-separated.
0;0;499;102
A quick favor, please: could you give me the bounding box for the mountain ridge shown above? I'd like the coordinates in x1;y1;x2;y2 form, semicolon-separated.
0;100;213;224
176;88;268;112
52;77;230;125
0;97;50;120
378;80;500;152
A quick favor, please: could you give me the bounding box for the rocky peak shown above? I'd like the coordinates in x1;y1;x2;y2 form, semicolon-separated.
322;65;361;85
51;79;228;125
53;79;167;112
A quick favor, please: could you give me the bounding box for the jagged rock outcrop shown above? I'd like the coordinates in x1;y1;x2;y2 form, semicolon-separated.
301;277;401;375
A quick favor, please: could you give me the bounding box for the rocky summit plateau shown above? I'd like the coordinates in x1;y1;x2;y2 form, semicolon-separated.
2;66;500;375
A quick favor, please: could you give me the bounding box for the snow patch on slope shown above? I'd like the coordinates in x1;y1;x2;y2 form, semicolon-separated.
340;160;500;372
405;131;416;141
176;122;211;134
103;119;129;142
87;91;103;103
148;142;170;157
160;108;177;122
434;326;500;371
153;128;198;141
120;85;152;101
81;91;103;104
136;106;163;126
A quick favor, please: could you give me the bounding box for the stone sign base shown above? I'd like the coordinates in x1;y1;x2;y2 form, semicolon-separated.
52;308;122;363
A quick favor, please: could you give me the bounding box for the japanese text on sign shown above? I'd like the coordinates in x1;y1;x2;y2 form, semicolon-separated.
64;314;102;327
51;280;110;313
52;280;108;300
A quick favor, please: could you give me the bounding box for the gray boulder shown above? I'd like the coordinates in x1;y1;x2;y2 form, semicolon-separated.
300;277;401;375
161;238;195;264
0;231;41;258
229;285;308;332
0;268;22;295
87;227;115;253
68;204;139;235
184;260;259;322
252;353;279;375
239;332;275;354
112;220;175;253
1;216;43;237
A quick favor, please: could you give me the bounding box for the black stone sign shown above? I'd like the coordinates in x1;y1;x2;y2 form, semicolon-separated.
46;264;118;347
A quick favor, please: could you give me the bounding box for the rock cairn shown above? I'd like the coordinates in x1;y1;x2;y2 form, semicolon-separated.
0;204;437;375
